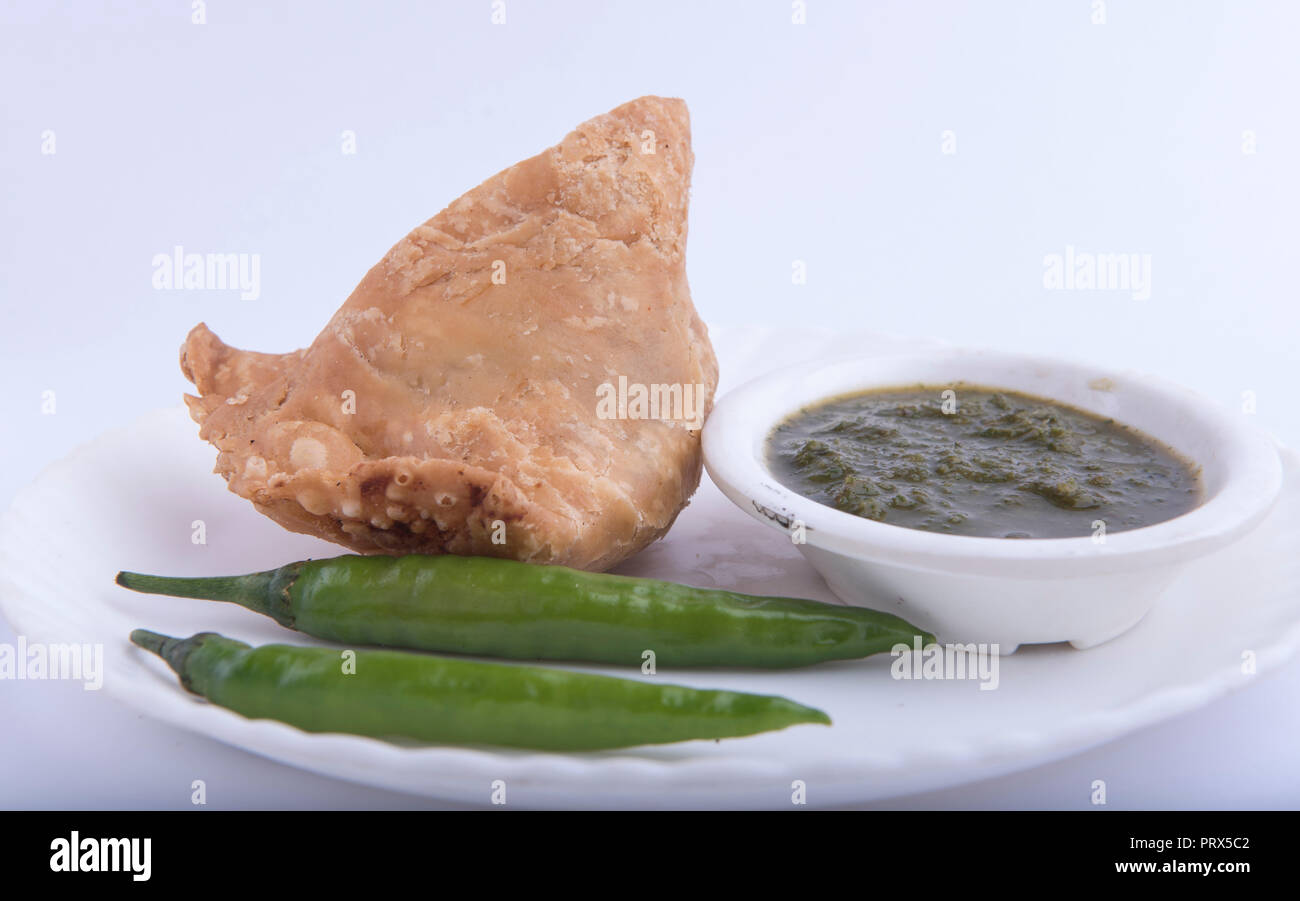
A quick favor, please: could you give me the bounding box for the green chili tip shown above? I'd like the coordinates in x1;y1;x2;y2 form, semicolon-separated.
804;708;833;727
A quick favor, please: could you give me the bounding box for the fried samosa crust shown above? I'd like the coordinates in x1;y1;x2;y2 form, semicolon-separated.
181;96;717;571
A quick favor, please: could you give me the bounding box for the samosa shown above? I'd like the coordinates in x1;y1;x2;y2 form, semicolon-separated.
181;96;717;571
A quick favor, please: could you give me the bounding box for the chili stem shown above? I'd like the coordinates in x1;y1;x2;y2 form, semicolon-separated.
117;569;295;627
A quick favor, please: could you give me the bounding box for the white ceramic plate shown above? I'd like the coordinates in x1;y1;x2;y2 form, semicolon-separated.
3;328;1298;808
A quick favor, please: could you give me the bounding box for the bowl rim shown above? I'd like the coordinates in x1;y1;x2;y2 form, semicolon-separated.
702;346;1284;578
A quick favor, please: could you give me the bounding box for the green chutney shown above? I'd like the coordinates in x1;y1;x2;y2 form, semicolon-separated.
768;385;1201;539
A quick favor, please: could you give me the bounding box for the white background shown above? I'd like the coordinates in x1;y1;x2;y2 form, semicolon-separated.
1;0;1297;808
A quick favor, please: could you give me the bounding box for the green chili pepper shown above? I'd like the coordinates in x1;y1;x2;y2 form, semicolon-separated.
117;555;933;668
130;629;830;750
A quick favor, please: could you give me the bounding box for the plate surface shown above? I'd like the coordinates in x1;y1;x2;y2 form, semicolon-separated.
2;328;1297;808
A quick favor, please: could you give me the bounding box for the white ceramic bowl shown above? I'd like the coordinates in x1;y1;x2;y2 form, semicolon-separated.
703;348;1284;652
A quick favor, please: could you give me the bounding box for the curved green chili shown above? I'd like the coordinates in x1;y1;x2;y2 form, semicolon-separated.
130;629;830;750
117;555;933;668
